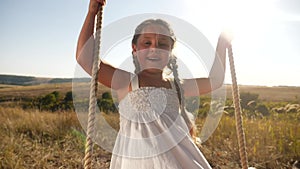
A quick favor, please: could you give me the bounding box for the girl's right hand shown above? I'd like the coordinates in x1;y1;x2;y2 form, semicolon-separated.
88;0;106;16
219;30;233;49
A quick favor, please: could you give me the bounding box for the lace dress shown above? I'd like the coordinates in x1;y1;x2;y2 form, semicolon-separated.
109;76;211;169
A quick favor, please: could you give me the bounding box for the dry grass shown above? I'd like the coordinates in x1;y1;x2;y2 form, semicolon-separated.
226;85;300;102
0;106;113;169
0;82;110;105
0;83;299;168
0;107;85;168
0;106;299;168
202;114;300;168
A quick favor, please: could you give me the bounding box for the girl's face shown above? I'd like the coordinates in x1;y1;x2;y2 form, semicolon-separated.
132;24;173;73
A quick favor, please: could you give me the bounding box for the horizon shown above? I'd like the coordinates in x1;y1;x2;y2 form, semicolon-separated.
1;73;299;88
1;0;300;87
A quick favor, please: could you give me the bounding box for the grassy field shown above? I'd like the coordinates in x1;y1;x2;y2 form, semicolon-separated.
0;83;299;168
1;83;299;103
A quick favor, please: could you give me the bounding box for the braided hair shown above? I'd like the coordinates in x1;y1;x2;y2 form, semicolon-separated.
131;19;196;138
167;55;196;138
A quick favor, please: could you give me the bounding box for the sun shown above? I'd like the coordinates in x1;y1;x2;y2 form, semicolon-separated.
184;0;280;44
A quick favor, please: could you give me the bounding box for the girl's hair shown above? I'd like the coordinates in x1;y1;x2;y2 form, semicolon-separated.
131;19;196;138
132;19;176;48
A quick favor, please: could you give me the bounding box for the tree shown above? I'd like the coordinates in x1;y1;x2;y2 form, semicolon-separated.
64;91;73;102
98;92;117;113
256;104;270;116
39;93;57;111
240;92;259;110
102;92;112;100
63;91;74;110
51;91;60;100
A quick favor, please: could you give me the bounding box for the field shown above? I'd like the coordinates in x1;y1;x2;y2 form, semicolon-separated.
0;83;299;168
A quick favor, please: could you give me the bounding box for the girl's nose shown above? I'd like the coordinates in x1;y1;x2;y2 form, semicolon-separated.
149;47;157;54
149;40;158;52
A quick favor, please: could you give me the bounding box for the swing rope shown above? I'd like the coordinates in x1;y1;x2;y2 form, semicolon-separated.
83;5;104;169
83;5;249;168
228;45;249;169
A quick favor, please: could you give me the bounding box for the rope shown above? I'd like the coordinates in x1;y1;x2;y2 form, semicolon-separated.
84;5;104;169
227;45;249;169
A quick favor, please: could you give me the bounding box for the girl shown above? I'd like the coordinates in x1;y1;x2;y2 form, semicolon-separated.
76;0;232;168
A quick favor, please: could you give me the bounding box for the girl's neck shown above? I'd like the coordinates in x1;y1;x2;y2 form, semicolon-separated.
138;70;164;81
137;70;171;89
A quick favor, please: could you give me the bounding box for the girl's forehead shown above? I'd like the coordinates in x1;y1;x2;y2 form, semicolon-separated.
140;24;171;37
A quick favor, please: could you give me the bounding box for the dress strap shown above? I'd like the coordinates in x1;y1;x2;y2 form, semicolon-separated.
131;74;139;91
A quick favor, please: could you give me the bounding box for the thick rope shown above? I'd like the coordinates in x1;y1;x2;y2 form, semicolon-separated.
84;5;104;169
227;45;249;169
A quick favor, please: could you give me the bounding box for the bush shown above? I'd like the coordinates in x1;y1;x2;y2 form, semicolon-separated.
256;104;270;116
102;92;112;100
98;92;117;113
26;91;75;111
240;92;259;110
39;93;58;111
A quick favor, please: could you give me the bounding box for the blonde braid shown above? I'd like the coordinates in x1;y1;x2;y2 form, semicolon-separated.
132;52;140;74
168;55;196;138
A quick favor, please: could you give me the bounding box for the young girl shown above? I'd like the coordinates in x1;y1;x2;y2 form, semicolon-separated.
76;0;231;168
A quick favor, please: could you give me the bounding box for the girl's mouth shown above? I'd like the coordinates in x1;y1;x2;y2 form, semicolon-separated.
146;57;160;61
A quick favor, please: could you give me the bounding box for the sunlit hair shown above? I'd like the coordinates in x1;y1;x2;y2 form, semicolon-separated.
131;19;196;139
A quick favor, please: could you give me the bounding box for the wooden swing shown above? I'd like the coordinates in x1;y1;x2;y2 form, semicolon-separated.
83;5;249;169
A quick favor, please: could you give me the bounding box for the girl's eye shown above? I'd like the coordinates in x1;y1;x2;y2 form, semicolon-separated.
144;41;151;46
158;42;170;48
159;43;167;47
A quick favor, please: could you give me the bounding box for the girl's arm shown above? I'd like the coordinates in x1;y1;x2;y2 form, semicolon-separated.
183;32;232;96
76;0;131;90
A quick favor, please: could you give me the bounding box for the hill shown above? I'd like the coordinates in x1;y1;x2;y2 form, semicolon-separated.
0;74;89;86
226;85;300;102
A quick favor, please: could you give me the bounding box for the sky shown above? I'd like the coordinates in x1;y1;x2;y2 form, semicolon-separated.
0;0;299;87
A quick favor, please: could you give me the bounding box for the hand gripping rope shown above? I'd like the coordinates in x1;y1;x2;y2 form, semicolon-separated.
83;5;104;169
83;5;249;169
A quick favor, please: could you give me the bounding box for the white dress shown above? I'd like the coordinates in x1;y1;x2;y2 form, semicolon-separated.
110;76;211;169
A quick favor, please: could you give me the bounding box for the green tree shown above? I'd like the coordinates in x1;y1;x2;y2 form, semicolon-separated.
39;93;57;111
240;92;259;110
64;91;73;102
256;104;270;116
62;91;74;110
98;92;116;113
51;91;60;100
102;92;112;100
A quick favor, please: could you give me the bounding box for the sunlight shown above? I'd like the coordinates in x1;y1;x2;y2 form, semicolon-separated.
214;0;280;46
184;0;281;45
181;0;292;85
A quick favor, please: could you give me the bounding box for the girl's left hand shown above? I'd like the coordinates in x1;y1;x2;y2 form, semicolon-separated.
219;30;233;48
